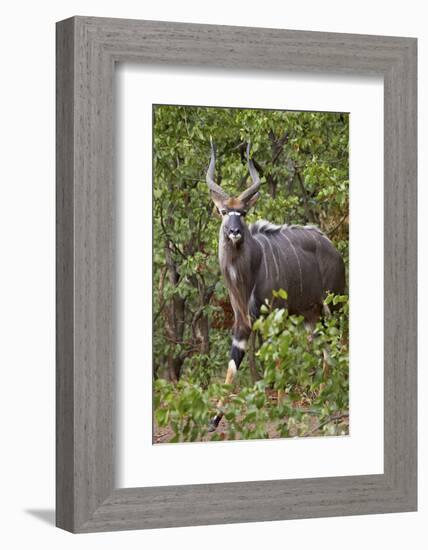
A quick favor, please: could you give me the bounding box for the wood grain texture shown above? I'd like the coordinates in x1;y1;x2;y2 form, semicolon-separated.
56;16;417;533
56;18;76;532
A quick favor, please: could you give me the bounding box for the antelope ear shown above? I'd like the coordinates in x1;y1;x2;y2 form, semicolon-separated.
243;192;260;211
210;190;226;211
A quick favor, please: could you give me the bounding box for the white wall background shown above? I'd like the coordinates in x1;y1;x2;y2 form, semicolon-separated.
0;1;424;548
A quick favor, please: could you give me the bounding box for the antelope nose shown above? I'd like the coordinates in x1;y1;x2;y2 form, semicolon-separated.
230;228;240;236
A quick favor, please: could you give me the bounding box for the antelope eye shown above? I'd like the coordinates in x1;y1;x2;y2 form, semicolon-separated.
220;209;227;216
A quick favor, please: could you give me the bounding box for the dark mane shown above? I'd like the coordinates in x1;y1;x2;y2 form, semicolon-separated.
250;220;330;239
250;220;284;235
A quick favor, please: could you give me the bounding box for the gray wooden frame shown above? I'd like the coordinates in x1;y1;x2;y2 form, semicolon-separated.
56;16;417;533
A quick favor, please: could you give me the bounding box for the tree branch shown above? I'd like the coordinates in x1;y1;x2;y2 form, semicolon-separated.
304;413;349;436
158;202;187;260
295;168;316;223
153;267;168;323
326;213;348;237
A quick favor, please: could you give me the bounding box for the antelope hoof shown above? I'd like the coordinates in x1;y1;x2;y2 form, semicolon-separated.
208;415;221;432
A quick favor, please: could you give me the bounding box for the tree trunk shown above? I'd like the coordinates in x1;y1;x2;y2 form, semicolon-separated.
196;314;210;354
164;244;185;381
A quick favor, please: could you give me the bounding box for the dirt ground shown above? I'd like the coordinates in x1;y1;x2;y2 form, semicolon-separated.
153;393;349;444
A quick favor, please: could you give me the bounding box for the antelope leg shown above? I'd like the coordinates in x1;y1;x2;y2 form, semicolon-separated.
209;338;247;431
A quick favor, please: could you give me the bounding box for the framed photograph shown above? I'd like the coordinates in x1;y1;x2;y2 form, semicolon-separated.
56;16;417;532
150;103;351;445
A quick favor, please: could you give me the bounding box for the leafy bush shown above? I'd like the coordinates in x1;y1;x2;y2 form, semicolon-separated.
154;293;349;443
152;104;349;442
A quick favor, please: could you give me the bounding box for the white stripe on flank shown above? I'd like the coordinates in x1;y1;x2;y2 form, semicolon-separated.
274;243;289;290
253;235;269;279
321;233;332;243
258;233;279;281
281;229;304;295
305;228;319;245
305;225;331;243
232;338;247;350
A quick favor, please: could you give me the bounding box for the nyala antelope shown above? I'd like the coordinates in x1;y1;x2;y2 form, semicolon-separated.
206;141;345;430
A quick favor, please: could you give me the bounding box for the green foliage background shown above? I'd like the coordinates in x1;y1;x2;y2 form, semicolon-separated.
153;104;349;443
